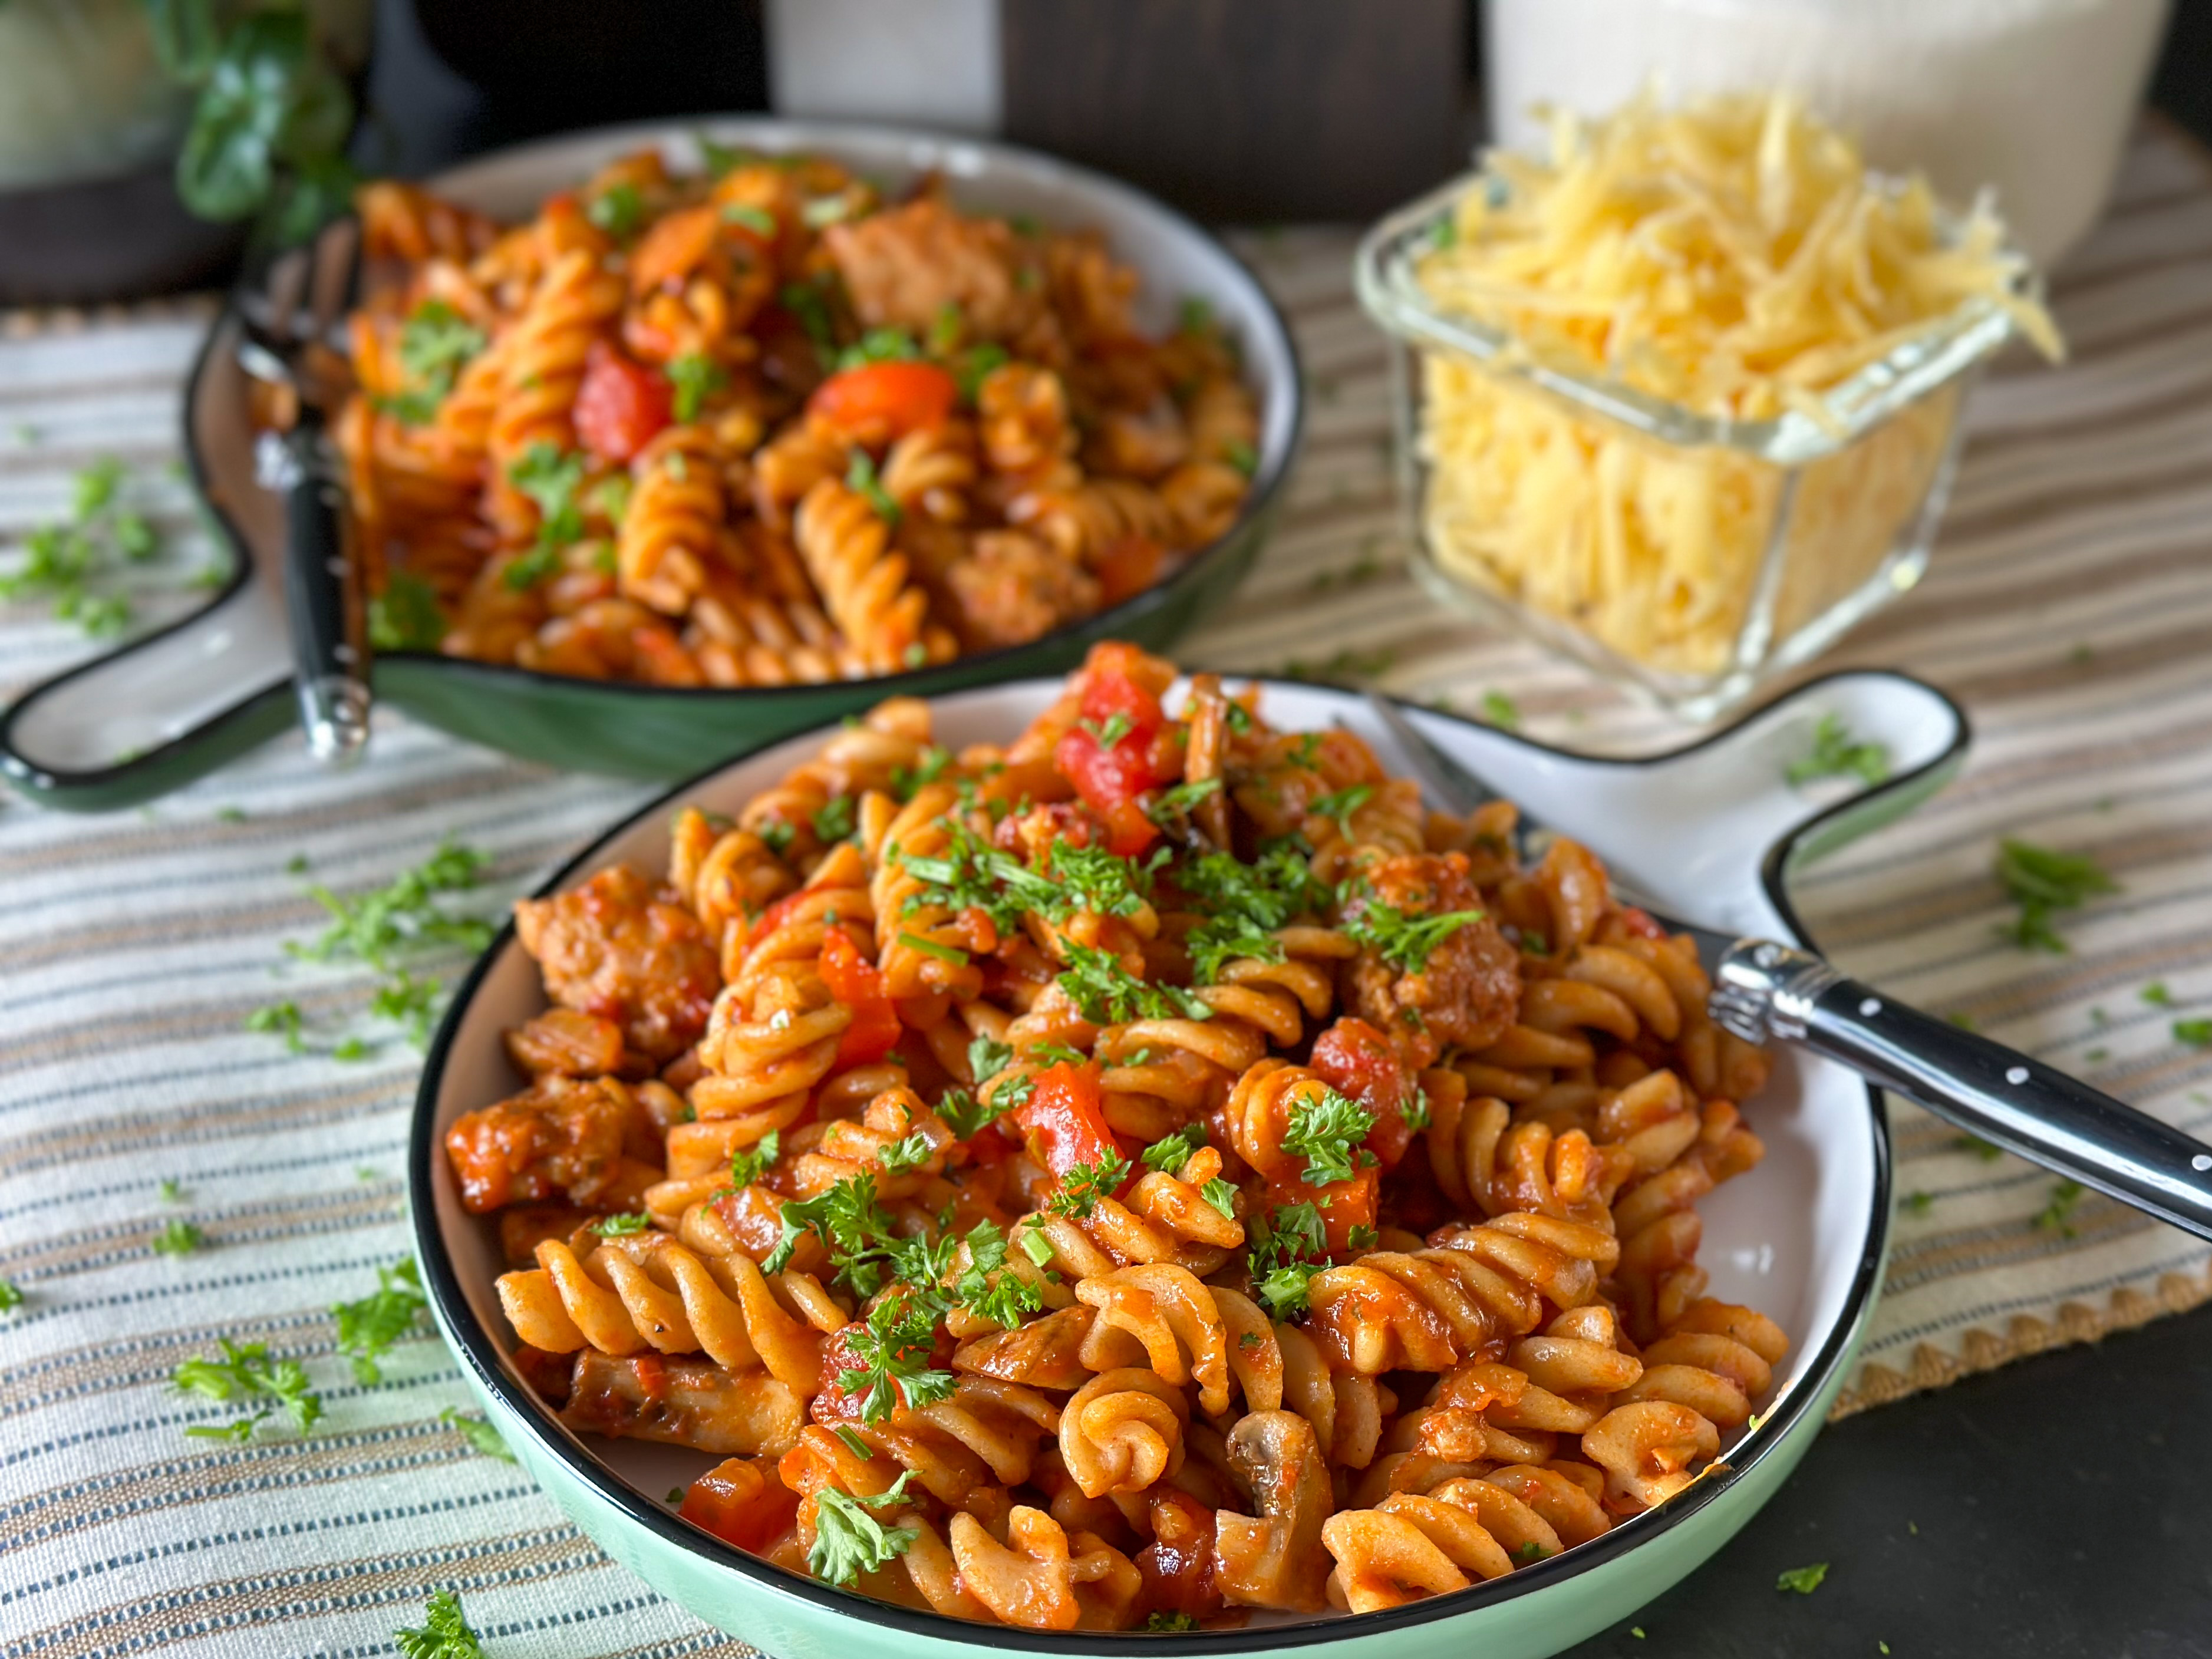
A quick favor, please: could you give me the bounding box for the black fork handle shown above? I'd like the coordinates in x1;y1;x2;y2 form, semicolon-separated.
1717;941;2212;1243
281;406;369;766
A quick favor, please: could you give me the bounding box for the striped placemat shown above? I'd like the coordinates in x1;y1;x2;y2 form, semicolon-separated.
3;120;2210;1656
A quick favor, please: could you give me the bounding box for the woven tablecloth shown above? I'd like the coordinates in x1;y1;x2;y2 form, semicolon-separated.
5;121;2212;1657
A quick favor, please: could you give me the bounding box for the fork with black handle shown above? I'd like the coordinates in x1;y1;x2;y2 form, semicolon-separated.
1360;692;2212;1245
235;217;371;769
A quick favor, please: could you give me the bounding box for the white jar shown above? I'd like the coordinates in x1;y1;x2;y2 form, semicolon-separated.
1483;0;2171;265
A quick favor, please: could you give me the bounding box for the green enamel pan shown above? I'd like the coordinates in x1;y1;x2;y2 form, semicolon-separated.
0;118;1301;812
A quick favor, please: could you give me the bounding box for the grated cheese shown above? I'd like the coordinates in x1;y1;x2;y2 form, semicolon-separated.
1413;91;2060;678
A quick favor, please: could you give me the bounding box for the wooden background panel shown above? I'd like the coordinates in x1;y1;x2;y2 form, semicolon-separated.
1001;0;1469;222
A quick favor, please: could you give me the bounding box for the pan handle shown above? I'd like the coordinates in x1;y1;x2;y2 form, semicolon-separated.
0;571;294;812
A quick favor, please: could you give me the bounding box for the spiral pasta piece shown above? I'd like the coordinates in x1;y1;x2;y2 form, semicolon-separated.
496;1231;835;1390
795;476;953;675
1306;1213;1620;1376
620;423;729;614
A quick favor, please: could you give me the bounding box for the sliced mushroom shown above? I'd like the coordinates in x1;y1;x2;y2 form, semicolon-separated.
1212;1409;1333;1611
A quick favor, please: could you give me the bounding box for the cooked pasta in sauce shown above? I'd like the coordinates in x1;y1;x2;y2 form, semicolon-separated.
447;643;1788;1628
334;149;1259;685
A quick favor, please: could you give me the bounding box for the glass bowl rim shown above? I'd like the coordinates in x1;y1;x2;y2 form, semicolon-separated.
1354;165;2036;465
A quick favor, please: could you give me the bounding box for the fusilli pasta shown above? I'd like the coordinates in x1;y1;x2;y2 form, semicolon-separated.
322;151;1259;682
447;642;1792;1630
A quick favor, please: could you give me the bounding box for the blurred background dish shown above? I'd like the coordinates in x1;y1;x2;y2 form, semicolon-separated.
0;117;1300;810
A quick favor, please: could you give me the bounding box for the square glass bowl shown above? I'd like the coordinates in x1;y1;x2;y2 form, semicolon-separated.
1354;173;2035;721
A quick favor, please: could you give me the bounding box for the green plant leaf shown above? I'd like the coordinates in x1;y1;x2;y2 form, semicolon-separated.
143;0;223;81
174;12;306;222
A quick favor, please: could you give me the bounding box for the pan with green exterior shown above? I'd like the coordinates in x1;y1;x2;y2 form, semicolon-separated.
0;119;1300;812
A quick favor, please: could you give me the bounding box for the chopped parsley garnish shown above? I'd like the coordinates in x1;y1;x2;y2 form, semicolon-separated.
151;1218;204;1256
586;180;645;239
1223;437;1258;477
394;1589;487;1659
174;1339;323;1438
2142;981;2173;1005
377;299;487;426
876;1131;935;1173
1995;839;2116;953
1078;712;1135;749
1308;783;1373;837
1346;1223;1378;1250
503;442;588;589
812;793;858;845
1481;690;1521;730
810;1475;922;1587
1056;938;1212;1025
1046;842;1164;921
1199;1178;1239;1219
1281;1085;1377;1187
332;1257;428;1384
722;200;778;236
833;1424;872;1460
1148;776;1222;827
368;572;446;652
937;1084;1013;1141
1045;1150;1132;1220
1140;1121;1208;1177
951;342;1009;403
1147;1611;1202;1632
439;1407;516;1462
1513;1539;1551;1564
838;326;921;370
666;351;729;421
1179;843;1328;985
763;1174;909;1298
159;1178;187;1203
0;456;169;637
889;746;952;800
1786;714;1891;789
969;1034;1014;1083
948;1218;1046;1330
837;1288;955;1423
245;1000;305;1051
1341;891;1485;975
847;451;901;525
728;1129;781;1189
1401;1086;1432;1132
370;969;443;1047
0;1279;21;1314
1247;1202;1328;1320
1775;1563;1829;1595
289;839;493;971
592;1212;652;1237
756;817;797;855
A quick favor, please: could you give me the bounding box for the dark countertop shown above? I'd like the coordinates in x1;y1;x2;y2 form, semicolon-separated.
361;8;2212;1656
1561;1304;2212;1659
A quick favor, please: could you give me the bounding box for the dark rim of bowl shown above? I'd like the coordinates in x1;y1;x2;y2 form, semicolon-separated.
0;118;1304;799
410;665;1965;1650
